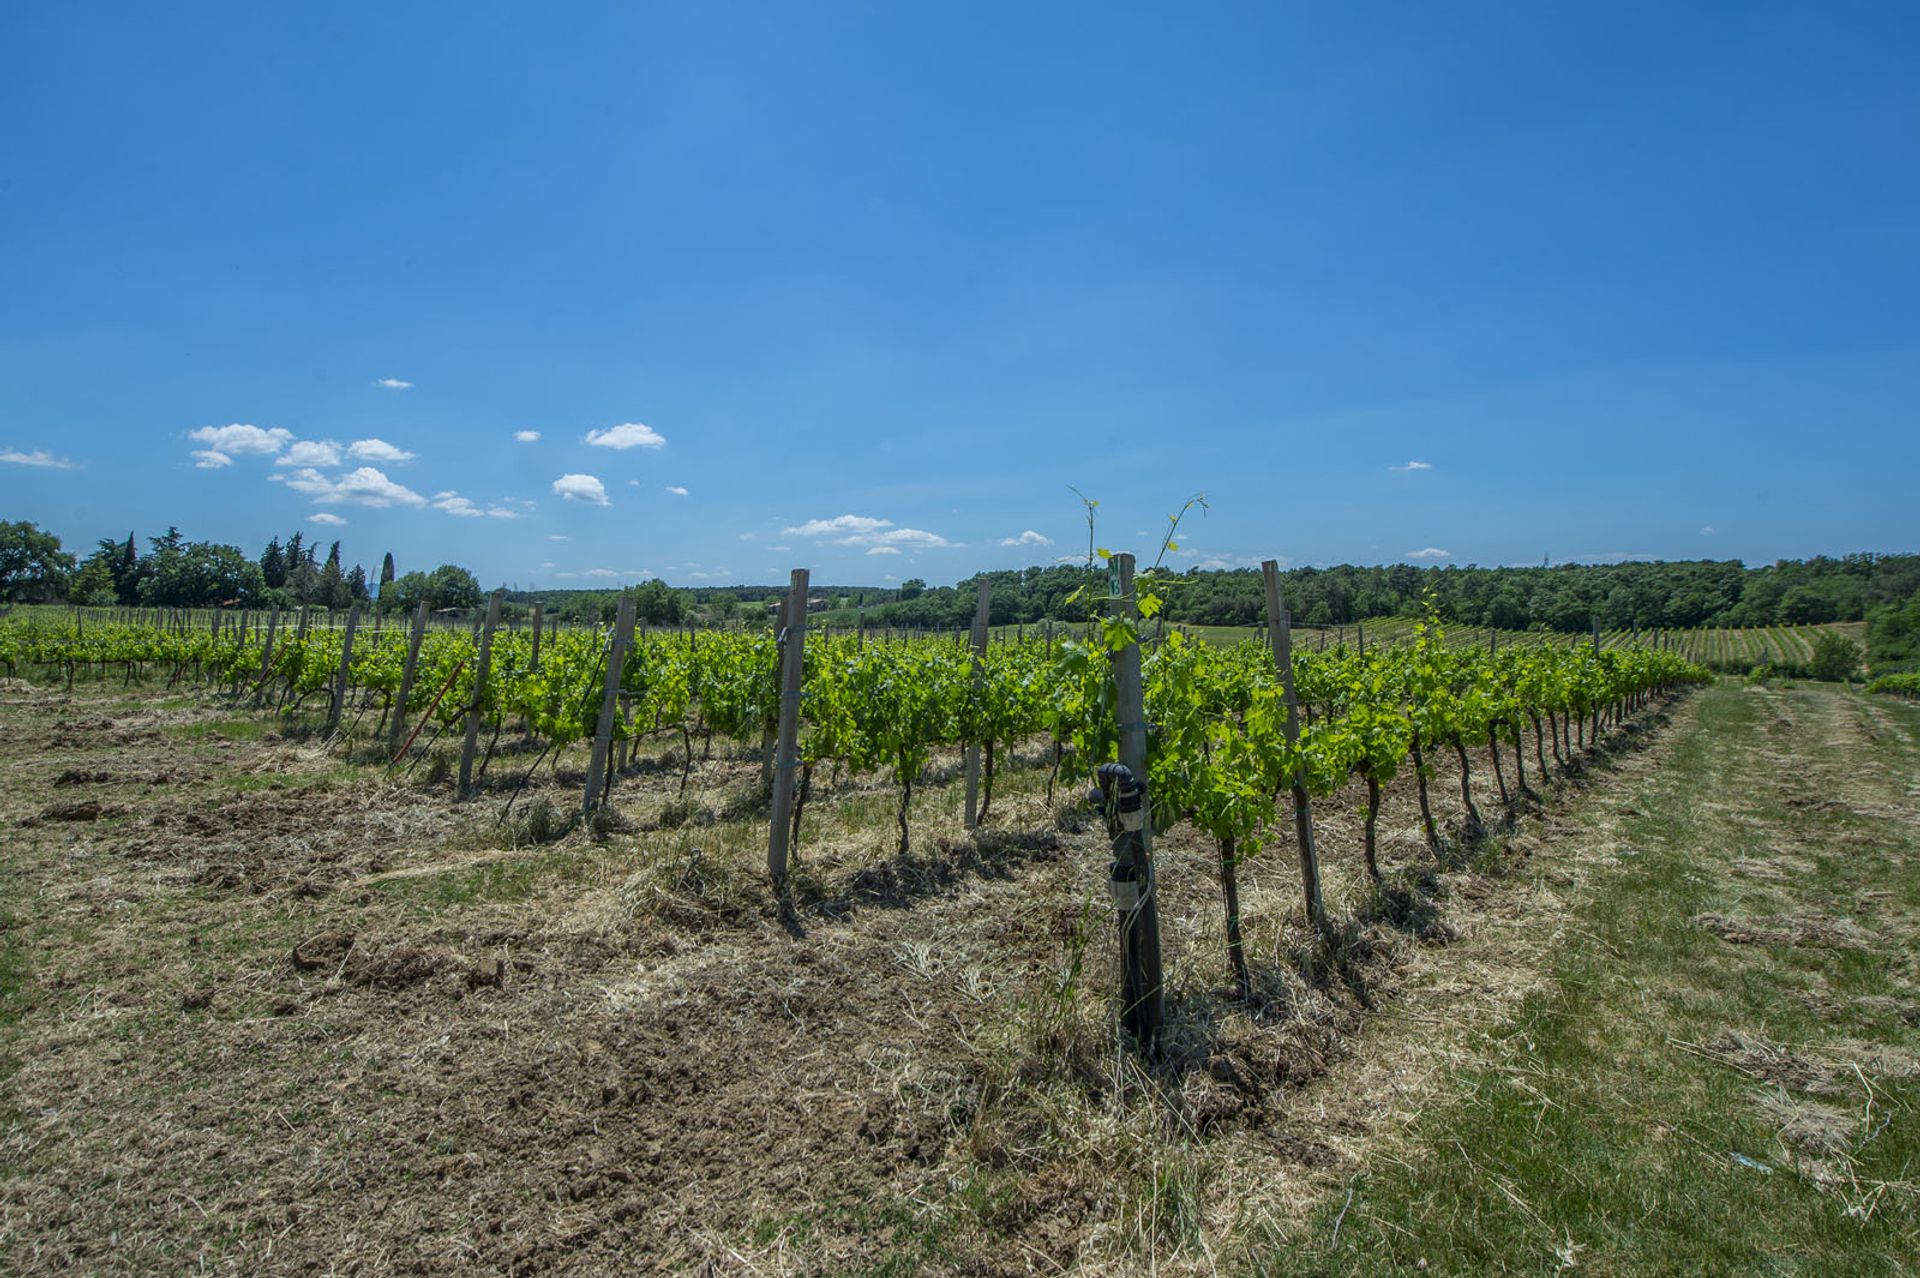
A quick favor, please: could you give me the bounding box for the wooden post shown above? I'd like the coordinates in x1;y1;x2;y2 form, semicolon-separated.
389;601;429;758
1264;560;1331;946
325;602;361;735
1110;554;1163;1049
253;607;280;703
459;590;503;795
1592;616;1602;655
530;601;543;670
583;596;638;815
963;579;993;829
767;569;810;885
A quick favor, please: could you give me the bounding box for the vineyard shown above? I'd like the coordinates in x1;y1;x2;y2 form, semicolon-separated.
10;582;1918;1275
0;571;1706;1042
0;583;1706;918
1182;616;1866;671
1868;671;1920;698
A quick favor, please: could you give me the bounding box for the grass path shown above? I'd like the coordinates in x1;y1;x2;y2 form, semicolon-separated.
1309;680;1920;1275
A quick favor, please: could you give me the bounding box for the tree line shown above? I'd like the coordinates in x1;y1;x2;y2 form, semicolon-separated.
0;520;489;615
4;518;1914;672
855;555;1920;636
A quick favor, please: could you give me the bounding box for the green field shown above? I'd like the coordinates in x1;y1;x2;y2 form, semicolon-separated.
1174;617;1867;667
1319;679;1920;1274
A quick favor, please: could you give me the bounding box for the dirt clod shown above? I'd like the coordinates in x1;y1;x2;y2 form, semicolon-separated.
291;929;356;971
37;799;121;822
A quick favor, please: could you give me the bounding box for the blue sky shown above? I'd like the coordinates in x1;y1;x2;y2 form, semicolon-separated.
2;2;1915;589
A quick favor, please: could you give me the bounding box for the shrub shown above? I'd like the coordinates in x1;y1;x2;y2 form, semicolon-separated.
1808;633;1863;682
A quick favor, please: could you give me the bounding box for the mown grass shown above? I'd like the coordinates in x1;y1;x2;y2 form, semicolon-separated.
0;893;25;1128
1310;681;1920;1275
370;845;600;910
167;715;272;741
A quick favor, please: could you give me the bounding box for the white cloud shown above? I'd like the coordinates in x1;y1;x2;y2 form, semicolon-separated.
547;534;569;541
190;449;231;469
374;377;413;389
328;467;428;508
785;514;890;536
276;439;343;468
868;527;956;549
1700;526;1716;535
552;473;610;505
782;513;956;549
188;423;291;455
563;567;659;580
271;465;427;508
1;447;76;469
349;438;415;463
432;490;519;519
1389;460;1433;472
308;512;347;526
664;485;689;496
867;546;902;556
998;530;1054;547
584;422;666;450
1407;547;1451;559
514;429;542;443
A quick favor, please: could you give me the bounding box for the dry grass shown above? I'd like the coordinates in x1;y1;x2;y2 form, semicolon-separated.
0;677;1705;1274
